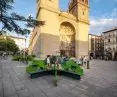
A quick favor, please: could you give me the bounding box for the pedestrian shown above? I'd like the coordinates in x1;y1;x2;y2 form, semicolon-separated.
86;56;90;69
83;56;87;67
55;56;59;69
80;57;83;66
46;55;51;68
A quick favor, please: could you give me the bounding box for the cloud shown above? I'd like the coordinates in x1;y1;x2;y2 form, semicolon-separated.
90;8;117;35
89;18;117;35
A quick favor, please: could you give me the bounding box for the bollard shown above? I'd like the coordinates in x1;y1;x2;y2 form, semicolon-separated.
87;61;90;69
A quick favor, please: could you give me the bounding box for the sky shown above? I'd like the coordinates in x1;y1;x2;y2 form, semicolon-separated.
1;0;117;35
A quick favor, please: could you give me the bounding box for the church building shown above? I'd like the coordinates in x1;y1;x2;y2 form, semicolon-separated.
29;0;89;58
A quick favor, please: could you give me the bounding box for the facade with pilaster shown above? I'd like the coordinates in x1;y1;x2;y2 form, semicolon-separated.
29;0;89;58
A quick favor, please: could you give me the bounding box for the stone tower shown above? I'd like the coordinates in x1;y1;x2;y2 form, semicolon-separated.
29;0;89;58
68;0;89;57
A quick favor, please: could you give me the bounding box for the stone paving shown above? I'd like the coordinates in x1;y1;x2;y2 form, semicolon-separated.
0;58;117;97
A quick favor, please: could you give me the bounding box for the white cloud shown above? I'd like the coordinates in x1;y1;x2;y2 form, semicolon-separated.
89;18;117;35
89;8;117;35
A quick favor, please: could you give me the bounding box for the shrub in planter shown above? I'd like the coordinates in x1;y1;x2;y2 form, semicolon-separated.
62;60;84;76
26;60;46;73
74;67;84;76
26;65;39;73
32;60;46;68
71;65;77;72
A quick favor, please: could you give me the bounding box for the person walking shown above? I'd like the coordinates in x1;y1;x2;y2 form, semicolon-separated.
86;56;90;69
79;57;83;66
46;55;51;68
83;56;87;67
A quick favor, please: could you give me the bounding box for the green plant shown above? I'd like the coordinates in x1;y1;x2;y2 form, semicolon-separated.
26;55;34;61
26;65;39;73
12;55;22;61
26;60;46;73
13;55;35;62
31;54;36;57
0;36;19;53
32;60;46;69
62;60;84;76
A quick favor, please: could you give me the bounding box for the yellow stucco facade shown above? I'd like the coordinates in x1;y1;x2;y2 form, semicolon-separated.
29;0;89;58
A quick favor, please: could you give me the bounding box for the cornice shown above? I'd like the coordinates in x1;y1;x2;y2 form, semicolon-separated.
77;18;90;25
59;12;77;22
40;4;60;14
36;4;89;25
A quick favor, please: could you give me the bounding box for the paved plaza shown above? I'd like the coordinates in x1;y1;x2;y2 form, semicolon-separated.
0;58;117;97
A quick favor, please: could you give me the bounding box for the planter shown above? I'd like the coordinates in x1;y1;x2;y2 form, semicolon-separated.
29;70;81;80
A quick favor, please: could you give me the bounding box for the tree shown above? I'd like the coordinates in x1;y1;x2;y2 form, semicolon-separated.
0;36;19;53
0;0;44;34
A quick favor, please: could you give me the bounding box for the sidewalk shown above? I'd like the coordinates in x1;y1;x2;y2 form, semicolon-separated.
0;59;117;97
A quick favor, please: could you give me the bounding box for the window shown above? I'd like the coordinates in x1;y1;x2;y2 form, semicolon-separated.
116;37;117;42
108;39;110;42
83;11;84;15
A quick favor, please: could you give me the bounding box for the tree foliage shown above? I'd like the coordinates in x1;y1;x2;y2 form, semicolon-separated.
0;36;19;53
0;0;44;35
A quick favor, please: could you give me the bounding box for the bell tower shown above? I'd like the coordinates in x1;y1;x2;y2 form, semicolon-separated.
77;0;89;22
69;0;89;57
69;0;89;22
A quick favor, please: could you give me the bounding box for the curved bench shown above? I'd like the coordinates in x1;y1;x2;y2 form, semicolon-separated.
28;70;81;80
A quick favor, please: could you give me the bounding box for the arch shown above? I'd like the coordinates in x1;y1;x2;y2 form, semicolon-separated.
59;22;76;57
114;52;117;61
107;52;112;60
